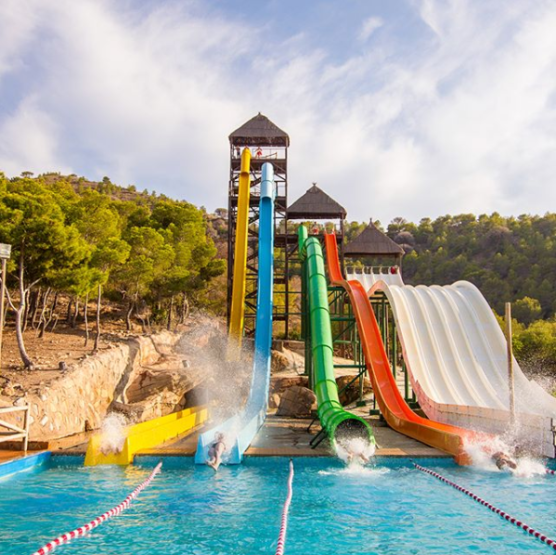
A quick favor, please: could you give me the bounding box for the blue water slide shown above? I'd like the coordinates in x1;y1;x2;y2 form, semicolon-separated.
195;163;275;464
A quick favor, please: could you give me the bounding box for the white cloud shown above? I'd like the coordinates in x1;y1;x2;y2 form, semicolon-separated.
1;0;556;223
0;0;251;204
0;1;38;82
0;96;70;175
358;17;383;43
281;0;556;223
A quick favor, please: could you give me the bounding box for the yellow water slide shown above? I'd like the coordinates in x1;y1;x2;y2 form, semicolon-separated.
84;405;207;466
227;147;252;360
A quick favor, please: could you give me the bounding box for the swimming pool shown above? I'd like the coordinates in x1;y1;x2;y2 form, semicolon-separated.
1;456;555;554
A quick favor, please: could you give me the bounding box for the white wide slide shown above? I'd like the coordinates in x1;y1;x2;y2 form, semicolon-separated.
346;267;556;457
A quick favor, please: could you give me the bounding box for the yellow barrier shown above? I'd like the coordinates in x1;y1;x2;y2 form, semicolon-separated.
84;405;208;466
227;148;251;360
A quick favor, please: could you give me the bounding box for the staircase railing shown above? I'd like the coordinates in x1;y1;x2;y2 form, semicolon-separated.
0;405;30;452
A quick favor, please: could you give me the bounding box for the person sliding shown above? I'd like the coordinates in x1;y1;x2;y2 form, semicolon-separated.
492;451;517;471
207;432;228;471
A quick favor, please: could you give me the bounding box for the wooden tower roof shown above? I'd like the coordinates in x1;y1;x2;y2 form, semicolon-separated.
229;113;290;147
287;184;347;220
344;220;404;257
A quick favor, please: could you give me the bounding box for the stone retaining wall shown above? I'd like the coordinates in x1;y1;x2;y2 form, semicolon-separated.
1;332;181;441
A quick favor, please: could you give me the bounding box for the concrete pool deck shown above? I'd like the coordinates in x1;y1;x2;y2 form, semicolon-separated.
50;413;450;459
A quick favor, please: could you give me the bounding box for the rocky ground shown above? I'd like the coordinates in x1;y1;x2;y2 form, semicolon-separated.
0;313;226;444
0;312;366;446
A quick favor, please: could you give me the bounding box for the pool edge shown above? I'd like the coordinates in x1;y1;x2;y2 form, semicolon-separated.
0;451;51;481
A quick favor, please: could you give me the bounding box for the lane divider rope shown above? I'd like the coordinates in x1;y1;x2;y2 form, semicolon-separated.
546;469;555;476
275;459;294;555
413;462;556;551
30;461;163;555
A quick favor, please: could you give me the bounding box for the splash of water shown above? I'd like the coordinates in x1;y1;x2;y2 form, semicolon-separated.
318;466;389;478
464;435;510;471
464;434;546;477
179;317;253;425
334;437;376;466
99;413;127;456
511;457;546;478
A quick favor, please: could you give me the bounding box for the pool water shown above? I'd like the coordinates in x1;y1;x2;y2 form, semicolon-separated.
1;457;556;554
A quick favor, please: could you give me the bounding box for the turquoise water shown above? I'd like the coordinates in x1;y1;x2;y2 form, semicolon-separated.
1;457;556;554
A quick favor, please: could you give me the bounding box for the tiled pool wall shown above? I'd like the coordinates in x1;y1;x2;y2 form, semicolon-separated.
50;453;458;470
0;452;51;480
3;451;556;477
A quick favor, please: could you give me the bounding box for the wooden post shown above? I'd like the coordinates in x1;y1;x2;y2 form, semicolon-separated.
23;405;29;453
505;302;516;424
0;258;6;371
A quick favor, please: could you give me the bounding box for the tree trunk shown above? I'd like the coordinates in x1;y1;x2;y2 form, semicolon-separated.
36;288;51;338
38;315;47;339
38;287;50;326
167;296;174;331
94;284;101;351
83;293;89;347
180;294;190;324
2;297;8;328
66;298;73;323
71;297;80;328
14;251;34;369
22;289;31;332
14;307;33;369
126;302;134;331
50;315;59;332
29;287;41;329
40;291;57;338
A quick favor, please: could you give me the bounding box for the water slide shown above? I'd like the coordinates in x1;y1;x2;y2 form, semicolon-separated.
195;163;275;464
324;233;483;463
298;227;375;447
354;270;556;458
85;406;207;466
227;148;251;360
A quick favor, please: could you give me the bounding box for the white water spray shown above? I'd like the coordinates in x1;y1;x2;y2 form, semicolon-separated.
99;413;127;455
334;437;376;466
318;466;389;477
465;435;546;477
180;318;252;426
322;439;384;477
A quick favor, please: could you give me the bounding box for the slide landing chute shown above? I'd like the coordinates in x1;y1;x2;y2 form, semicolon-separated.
195;163;275;464
85;406;207;466
325;233;485;463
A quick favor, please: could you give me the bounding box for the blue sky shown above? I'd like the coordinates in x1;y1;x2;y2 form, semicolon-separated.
1;0;556;223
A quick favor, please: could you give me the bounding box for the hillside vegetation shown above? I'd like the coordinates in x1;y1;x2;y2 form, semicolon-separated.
1;171;555;374
0;172;225;369
345;214;556;372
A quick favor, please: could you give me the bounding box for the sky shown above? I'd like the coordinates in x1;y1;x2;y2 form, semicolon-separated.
1;0;556;224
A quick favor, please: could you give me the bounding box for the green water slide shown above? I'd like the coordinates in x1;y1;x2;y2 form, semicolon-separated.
299;227;375;446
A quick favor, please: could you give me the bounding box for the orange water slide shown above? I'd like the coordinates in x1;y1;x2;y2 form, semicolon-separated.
324;233;488;464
